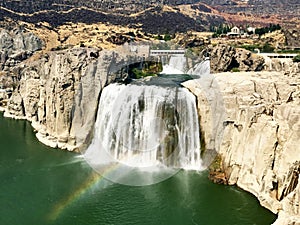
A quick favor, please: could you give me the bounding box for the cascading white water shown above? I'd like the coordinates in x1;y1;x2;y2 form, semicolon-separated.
84;83;203;173
187;60;210;76
161;55;187;74
83;58;210;186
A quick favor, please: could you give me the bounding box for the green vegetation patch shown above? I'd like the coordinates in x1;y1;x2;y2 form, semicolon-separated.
154;33;175;42
236;43;274;53
209;154;223;171
231;67;240;72
128;61;162;79
237;44;260;52
293;54;300;62
256;24;281;36
210;24;231;38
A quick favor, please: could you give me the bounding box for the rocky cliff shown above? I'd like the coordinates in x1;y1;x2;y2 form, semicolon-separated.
0;28;43;92
0;28;43;71
4;47;132;150
2;42;300;223
184;69;300;225
208;44;300;74
209;44;265;73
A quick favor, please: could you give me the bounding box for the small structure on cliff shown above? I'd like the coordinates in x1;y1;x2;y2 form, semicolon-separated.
227;26;241;37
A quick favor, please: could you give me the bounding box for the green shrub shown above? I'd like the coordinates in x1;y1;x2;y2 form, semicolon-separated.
131;68;156;79
256;24;281;36
238;44;261;52
164;34;172;41
231;67;240;72
293;54;300;62
262;43;274;53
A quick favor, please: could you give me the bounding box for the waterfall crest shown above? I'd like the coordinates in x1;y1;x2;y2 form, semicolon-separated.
84;82;203;185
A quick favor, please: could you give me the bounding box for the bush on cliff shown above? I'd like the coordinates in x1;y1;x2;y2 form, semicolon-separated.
293;54;300;62
231;67;240;72
261;43;274;53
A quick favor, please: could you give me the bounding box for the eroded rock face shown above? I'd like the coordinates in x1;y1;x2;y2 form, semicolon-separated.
209;44;265;73
0;28;43;71
263;58;300;74
4;47;128;151
184;70;300;225
0;27;43;97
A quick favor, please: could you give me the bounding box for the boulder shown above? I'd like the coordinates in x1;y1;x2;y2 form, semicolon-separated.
209;44;265;73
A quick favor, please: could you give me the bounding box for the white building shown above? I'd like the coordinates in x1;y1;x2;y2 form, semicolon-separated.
247;27;256;34
227;26;241;37
231;26;240;34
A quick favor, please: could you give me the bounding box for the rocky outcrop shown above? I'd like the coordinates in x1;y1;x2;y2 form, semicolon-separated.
209;44;265;73
0;28;43;71
263;58;300;74
200;45;297;74
4;47;131;151
283;29;300;48
0;27;43;98
184;70;300;225
176;32;208;48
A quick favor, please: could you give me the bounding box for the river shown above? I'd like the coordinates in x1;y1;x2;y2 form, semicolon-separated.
0;113;276;225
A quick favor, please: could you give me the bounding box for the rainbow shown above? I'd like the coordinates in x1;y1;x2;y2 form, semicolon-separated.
48;163;118;221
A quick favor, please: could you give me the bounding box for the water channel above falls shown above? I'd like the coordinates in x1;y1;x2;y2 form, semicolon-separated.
0;73;276;224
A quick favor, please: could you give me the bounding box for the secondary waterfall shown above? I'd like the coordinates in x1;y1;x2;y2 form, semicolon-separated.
84;82;203;185
188;60;210;76
160;55;187;74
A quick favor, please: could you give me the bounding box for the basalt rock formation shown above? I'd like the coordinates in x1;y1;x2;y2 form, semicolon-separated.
209;44;265;73
4;47;133;150
0;28;43;107
0;28;43;71
209;44;299;74
184;68;300;225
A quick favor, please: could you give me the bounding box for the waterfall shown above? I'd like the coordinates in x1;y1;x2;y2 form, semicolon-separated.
160;56;210;75
187;60;210;76
84;83;203;185
161;55;187;74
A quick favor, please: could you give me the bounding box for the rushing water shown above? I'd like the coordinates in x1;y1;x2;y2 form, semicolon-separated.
160;55;187;74
84;82;203;186
86;83;202;168
0;113;277;225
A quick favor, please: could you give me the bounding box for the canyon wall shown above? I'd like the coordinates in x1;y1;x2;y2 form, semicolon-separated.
209;44;265;73
209;44;300;74
3;43;300;224
0;28;43;92
184;69;300;225
4;47;131;151
0;28;43;71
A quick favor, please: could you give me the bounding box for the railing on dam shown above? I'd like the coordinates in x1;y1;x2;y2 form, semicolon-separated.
258;53;297;59
149;49;186;56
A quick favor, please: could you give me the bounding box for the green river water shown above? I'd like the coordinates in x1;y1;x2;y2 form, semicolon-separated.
0;113;277;225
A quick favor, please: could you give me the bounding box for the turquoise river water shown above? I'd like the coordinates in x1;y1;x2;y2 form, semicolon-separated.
0;113;277;225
